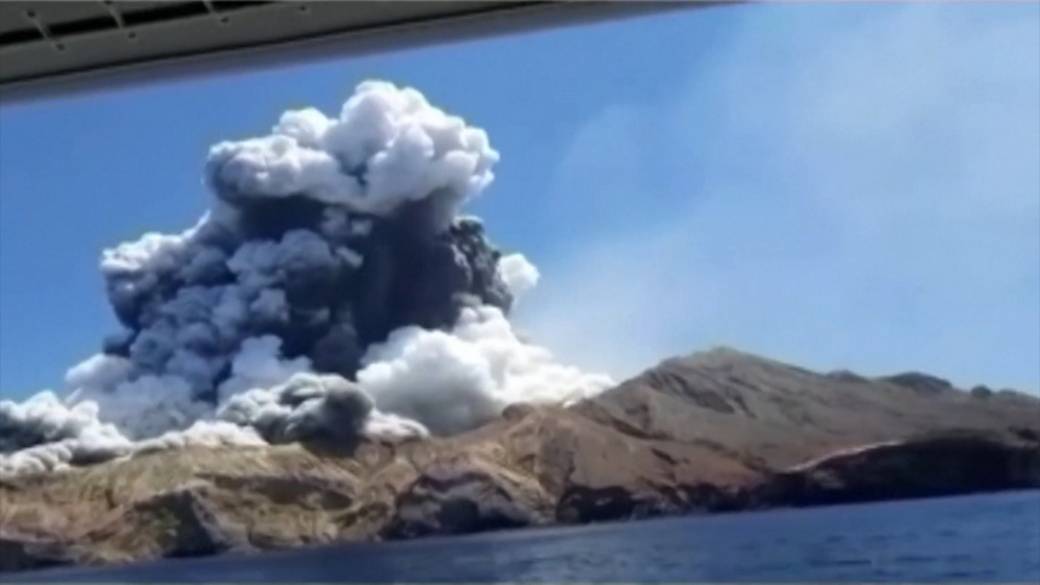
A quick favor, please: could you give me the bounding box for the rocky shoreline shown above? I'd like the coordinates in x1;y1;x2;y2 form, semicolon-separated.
3;348;1038;573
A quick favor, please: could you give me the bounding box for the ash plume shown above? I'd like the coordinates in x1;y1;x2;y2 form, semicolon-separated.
0;81;611;476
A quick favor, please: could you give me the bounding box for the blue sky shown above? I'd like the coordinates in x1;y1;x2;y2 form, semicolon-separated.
1;3;1038;400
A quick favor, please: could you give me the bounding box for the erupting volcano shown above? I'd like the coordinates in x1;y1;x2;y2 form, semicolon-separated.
0;80;612;475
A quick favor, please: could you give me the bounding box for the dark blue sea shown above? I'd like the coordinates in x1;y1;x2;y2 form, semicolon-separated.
10;490;1040;583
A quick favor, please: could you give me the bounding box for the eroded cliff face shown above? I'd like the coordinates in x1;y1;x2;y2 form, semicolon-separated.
2;348;1038;572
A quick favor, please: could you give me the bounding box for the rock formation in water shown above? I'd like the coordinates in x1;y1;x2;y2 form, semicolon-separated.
2;348;1038;572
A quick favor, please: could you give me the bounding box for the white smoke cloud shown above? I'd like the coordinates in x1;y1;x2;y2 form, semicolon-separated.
134;420;267;454
64;353;133;391
497;253;540;300
0;397;264;475
0;392;133;475
360;411;429;440
358;306;612;435
206;80;499;226
101;225;198;278
69;374;211;439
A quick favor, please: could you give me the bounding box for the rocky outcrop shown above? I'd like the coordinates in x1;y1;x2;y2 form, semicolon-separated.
1;348;1038;572
754;431;1040;507
385;459;551;538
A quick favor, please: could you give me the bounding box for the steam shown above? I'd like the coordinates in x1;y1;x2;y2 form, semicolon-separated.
497;254;540;300
0;393;133;475
206;80;498;228
0;81;611;476
358;306;610;435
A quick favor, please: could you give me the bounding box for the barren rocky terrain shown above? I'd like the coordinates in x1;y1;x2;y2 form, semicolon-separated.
3;348;1038;572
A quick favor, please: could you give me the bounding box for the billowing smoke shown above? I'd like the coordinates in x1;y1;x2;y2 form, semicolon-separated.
359;306;609;435
0;81;611;476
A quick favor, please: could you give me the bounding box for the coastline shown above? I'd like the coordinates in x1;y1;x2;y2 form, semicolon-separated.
3;348;1039;574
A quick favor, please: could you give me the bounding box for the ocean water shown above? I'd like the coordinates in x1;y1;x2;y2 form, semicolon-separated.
10;490;1040;583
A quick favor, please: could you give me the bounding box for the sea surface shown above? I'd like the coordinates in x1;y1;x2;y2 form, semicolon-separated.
10;490;1040;583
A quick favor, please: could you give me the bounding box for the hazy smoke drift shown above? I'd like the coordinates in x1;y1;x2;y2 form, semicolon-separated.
1;81;611;476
